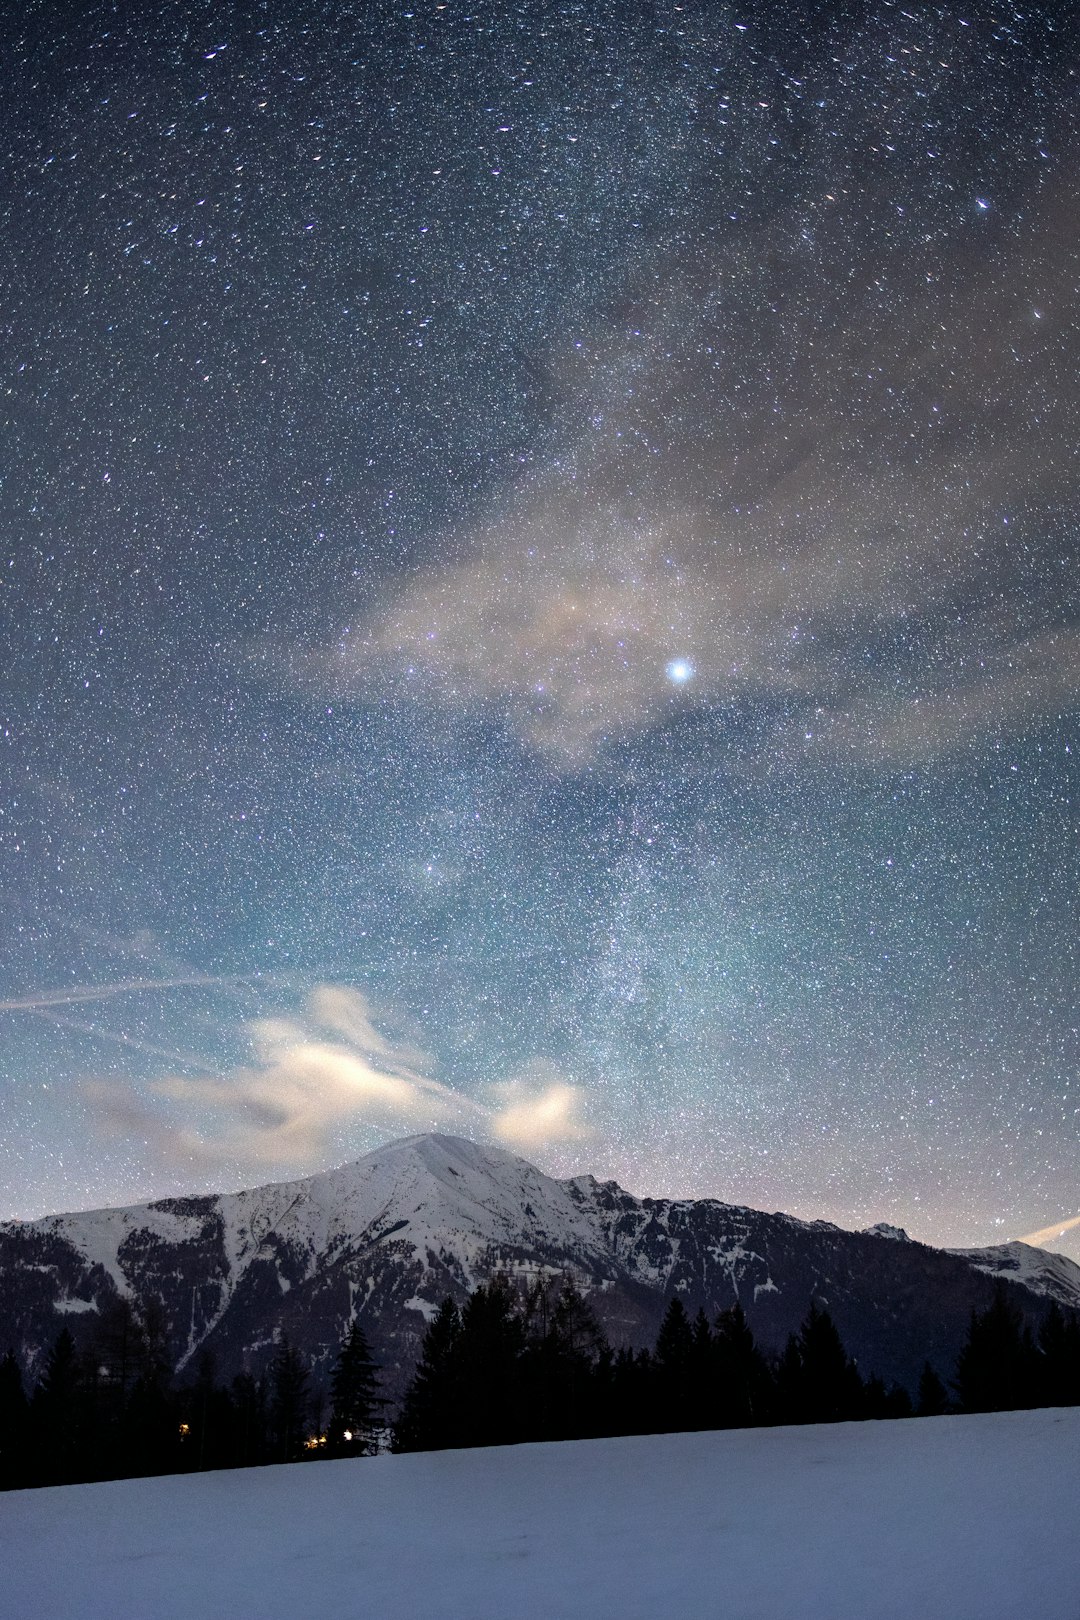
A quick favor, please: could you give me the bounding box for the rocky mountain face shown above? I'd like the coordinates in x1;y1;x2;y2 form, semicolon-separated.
3;1133;1077;1399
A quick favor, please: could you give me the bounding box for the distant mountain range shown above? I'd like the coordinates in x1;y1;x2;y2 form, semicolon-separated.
3;1133;1078;1396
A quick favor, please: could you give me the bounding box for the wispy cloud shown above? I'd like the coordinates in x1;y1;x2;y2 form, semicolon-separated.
82;985;591;1180
304;160;1079;770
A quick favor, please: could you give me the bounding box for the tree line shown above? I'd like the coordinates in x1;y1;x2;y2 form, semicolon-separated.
2;1277;1078;1488
0;1299;380;1490
392;1276;1080;1452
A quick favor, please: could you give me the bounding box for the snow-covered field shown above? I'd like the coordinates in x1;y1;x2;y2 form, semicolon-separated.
5;1409;1080;1620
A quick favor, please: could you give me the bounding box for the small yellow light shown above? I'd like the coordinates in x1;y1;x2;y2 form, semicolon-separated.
178;1423;191;1437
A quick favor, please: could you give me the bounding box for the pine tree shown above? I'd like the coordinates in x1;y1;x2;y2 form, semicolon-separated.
522;1280;607;1443
916;1362;949;1417
1036;1303;1080;1409
269;1337;309;1462
0;1350;28;1489
228;1371;269;1468
328;1320;380;1455
604;1345;654;1437
654;1296;695;1431
714;1302;773;1427
954;1286;1038;1413
687;1308;718;1428
394;1297;464;1452
774;1333;806;1425
457;1278;525;1447
32;1328;83;1484
778;1302;863;1424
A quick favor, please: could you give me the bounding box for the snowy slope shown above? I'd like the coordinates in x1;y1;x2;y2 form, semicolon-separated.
4;1408;1080;1620
948;1239;1080;1305
25;1133;611;1293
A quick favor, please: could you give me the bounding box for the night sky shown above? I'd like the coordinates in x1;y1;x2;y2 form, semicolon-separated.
2;0;1078;1259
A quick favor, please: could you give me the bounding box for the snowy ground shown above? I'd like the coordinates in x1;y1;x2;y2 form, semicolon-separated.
5;1409;1080;1620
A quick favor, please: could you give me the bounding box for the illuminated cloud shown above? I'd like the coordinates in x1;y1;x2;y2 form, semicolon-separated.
82;985;586;1179
488;1063;591;1151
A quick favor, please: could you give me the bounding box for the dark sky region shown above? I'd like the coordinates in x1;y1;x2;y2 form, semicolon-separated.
1;0;1078;1259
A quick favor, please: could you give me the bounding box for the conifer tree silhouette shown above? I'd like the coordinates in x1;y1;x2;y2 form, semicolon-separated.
394;1297;464;1452
916;1362;949;1417
0;1350;28;1489
32;1327;83;1484
1036;1302;1080;1409
714;1302;773;1427
954;1286;1037;1413
269;1337;309;1462
655;1297;695;1431
328;1319;381;1455
775;1302;863;1424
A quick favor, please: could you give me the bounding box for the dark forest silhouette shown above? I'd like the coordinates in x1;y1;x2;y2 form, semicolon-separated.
2;1279;1078;1489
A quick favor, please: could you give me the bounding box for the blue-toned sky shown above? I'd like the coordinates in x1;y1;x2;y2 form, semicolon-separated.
2;0;1078;1259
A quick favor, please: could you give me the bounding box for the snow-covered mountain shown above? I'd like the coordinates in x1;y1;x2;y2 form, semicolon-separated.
3;1133;1078;1394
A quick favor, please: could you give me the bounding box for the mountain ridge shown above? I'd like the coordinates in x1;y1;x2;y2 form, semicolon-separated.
3;1132;1078;1395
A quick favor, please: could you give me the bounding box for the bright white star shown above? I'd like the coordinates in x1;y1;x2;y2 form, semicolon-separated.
666;659;694;684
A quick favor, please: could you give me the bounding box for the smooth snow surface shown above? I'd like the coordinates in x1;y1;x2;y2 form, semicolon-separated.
5;1409;1080;1620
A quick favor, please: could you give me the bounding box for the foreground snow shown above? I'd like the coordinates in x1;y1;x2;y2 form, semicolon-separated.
5;1409;1080;1620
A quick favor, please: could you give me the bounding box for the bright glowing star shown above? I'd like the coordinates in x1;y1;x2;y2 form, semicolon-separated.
666;659;694;684
976;197;991;210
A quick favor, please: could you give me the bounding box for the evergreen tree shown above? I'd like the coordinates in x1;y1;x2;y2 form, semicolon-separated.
328;1320;381;1455
687;1308;719;1428
954;1286;1038;1413
394;1297;464;1452
31;1328;83;1484
95;1297;146;1405
714;1302;773;1428
1036;1303;1080;1409
862;1374;911;1420
654;1297;695;1431
269;1337;309;1462
774;1333;806;1425
0;1351;28;1490
916;1362;949;1417
457;1278;526;1447
610;1346;655;1436
228;1371;269;1469
522;1280;607;1443
797;1302;863;1423
552;1282;606;1361
777;1302;863;1424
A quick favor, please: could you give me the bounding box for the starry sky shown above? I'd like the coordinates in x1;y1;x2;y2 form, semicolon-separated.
2;0;1078;1259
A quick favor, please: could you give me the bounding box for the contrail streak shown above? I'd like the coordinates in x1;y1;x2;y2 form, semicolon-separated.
0;975;235;1011
26;1008;221;1073
1017;1212;1080;1248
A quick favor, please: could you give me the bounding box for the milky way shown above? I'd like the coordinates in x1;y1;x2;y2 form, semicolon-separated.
1;0;1077;1257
